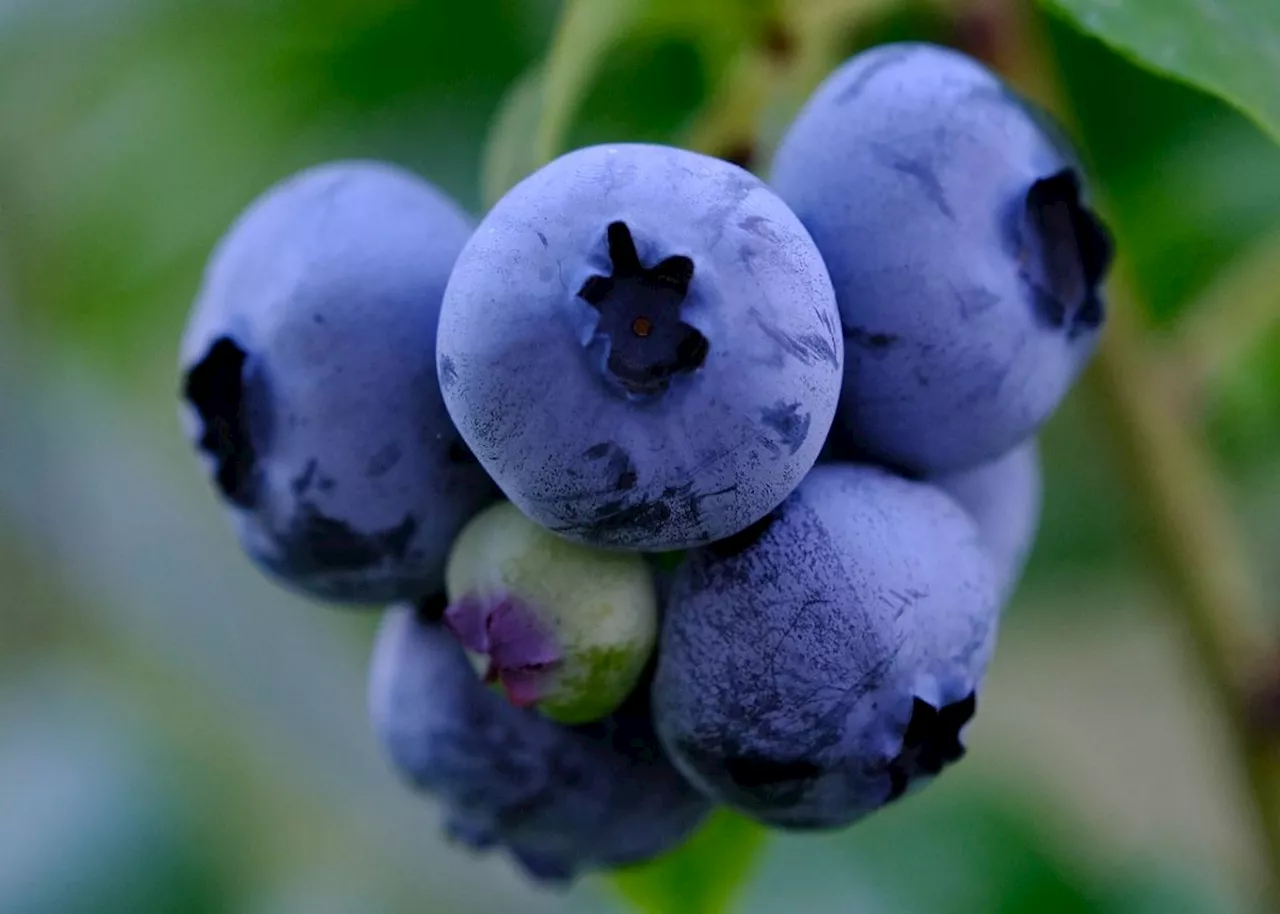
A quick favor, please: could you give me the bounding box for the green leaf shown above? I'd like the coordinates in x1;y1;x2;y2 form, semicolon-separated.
483;28;712;207
610;808;768;914
1040;0;1280;144
1099;863;1235;914
481;65;549;208
740;785;1109;914
536;0;646;166
476;0;661;207
484;0;767;204
568;33;708;151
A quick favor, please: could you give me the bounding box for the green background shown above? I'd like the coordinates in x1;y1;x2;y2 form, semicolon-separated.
2;0;1278;911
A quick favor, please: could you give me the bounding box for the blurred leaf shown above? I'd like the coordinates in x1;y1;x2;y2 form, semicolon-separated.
482;66;549;208
610;809;768;914
1018;392;1141;589
1045;17;1280;323
511;0;767;184
740;785;1113;914
1099;863;1238;914
834;789;1102;914
1207;327;1280;470
568;33;708;151
1171;227;1280;387
535;0;645;166
482;21;708;209
1039;0;1280;144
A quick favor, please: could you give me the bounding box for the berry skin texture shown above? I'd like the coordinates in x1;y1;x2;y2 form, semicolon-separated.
652;463;998;829
770;43;1113;475
437;143;843;552
179;161;498;604
442;500;658;724
368;604;710;882
934;440;1042;603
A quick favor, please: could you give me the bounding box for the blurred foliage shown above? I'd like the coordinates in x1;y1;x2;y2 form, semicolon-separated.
0;664;227;914
1;0;1278;912
0;0;557;382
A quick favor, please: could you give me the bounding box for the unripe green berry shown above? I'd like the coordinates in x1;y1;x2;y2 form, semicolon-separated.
443;501;658;724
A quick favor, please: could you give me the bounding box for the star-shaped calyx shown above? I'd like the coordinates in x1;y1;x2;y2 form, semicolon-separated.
886;692;977;801
578;221;709;396
183;336;258;508
443;591;563;707
1019;168;1114;337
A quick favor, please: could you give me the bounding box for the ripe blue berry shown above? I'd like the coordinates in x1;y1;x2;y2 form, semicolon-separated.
369;604;710;881
442;501;658;724
771;43;1112;474
934;440;1042;603
179;161;498;603
438;143;843;551
652;463;998;829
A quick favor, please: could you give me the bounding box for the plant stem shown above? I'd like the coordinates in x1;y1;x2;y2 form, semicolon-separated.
1087;274;1280;894
1170;226;1280;401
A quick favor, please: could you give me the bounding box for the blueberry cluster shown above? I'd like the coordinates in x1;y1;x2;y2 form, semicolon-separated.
179;44;1110;882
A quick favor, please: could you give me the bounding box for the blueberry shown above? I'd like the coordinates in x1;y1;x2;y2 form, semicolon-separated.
770;43;1112;475
368;604;710;881
442;500;658;724
934;440;1042;603
179;161;499;604
652;463;998;829
437;143;843;551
